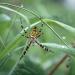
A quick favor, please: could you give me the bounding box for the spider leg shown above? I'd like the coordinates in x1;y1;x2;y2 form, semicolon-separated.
20;40;32;60
20;17;27;34
37;32;43;38
37;30;43;38
20;17;29;39
41;23;44;27
35;40;53;53
21;34;29;38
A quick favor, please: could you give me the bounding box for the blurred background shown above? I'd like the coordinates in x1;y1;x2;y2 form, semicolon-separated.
0;0;75;75
0;0;75;26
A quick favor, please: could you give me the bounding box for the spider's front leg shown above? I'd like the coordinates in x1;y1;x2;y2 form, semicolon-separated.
20;40;32;60
20;17;28;37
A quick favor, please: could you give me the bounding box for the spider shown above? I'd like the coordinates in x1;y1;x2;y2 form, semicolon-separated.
19;19;53;60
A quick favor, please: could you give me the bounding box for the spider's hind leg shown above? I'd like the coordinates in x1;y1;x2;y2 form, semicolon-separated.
35;40;53;53
20;40;32;60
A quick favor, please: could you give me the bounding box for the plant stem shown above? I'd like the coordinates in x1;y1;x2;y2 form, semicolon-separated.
48;54;69;75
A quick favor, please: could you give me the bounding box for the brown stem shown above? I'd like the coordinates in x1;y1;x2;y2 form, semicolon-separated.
48;54;69;75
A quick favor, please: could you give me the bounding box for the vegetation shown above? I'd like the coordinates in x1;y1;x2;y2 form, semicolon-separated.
0;0;75;75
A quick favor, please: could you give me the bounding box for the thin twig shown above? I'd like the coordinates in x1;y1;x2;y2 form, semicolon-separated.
48;54;69;75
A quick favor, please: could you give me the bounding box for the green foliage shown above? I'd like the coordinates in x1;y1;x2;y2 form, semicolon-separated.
0;1;75;75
